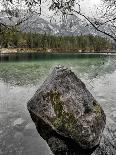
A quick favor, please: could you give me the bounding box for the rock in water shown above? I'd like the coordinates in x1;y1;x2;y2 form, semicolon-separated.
27;66;106;155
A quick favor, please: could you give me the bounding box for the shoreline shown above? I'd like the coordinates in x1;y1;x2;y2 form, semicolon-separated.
0;48;115;54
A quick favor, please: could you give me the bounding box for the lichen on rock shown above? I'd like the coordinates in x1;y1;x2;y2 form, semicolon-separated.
27;66;106;155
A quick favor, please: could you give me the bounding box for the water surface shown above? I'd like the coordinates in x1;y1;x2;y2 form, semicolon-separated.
0;54;116;155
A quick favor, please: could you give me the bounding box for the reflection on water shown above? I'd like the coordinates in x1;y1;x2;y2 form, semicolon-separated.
0;54;116;155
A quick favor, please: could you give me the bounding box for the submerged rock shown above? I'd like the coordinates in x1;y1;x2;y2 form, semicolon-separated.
13;118;25;127
111;111;116;120
27;66;106;155
13;118;26;131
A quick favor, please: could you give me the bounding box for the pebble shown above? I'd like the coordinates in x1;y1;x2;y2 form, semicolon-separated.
111;111;116;119
13;118;25;126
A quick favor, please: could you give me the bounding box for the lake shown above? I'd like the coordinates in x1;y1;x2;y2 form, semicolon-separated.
0;53;116;155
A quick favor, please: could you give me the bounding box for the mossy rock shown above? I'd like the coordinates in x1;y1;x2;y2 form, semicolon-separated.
27;66;106;155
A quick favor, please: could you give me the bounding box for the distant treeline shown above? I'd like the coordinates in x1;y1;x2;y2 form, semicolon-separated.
0;26;113;52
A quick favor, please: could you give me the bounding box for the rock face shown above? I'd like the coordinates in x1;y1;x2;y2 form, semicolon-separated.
27;66;106;155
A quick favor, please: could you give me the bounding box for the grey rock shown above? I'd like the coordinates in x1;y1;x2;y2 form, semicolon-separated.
13;118;26;131
13;118;25;126
111;111;116;119
27;66;106;155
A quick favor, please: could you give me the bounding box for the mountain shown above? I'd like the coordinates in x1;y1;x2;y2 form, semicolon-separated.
0;10;114;39
20;15;59;34
20;14;100;36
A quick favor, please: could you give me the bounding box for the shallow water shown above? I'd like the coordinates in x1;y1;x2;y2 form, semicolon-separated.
0;54;116;155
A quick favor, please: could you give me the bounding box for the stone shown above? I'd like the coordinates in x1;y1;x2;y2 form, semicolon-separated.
111;111;116;119
13;118;25;126
13;118;26;131
27;66;106;155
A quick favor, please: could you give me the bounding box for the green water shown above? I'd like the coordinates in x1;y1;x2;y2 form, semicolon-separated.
0;56;110;85
0;55;116;155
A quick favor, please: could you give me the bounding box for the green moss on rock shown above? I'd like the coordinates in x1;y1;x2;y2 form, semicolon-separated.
49;90;63;118
47;90;77;134
92;103;102;117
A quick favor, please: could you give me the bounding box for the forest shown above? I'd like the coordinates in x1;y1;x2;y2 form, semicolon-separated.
0;26;113;52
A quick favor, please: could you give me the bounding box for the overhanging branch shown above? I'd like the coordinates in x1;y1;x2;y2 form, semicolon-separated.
73;9;116;42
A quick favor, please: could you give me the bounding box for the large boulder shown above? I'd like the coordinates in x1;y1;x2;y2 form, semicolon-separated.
27;66;106;155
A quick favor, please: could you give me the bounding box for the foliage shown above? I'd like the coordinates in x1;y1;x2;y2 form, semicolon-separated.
0;0;116;41
0;26;113;52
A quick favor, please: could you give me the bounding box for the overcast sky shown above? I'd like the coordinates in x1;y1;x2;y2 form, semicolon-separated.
80;0;102;13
